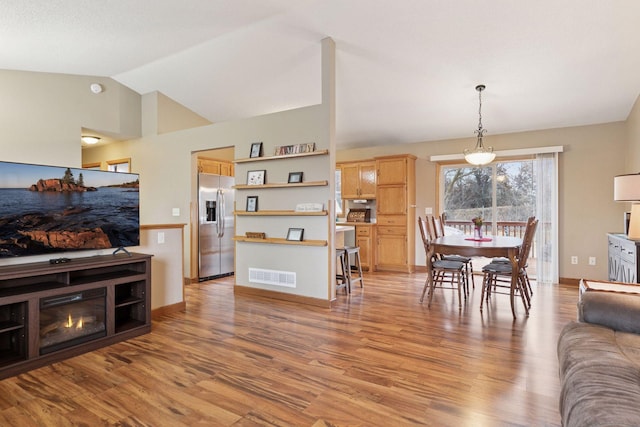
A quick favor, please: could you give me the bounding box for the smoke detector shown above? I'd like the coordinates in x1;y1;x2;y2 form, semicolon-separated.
90;83;103;94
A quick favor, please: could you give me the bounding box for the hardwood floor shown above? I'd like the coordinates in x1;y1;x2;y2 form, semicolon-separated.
0;270;579;426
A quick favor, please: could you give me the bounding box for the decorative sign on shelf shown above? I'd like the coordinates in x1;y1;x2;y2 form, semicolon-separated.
295;203;323;212
245;232;266;239
274;143;315;156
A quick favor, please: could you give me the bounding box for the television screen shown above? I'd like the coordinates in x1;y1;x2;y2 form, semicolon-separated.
0;161;139;257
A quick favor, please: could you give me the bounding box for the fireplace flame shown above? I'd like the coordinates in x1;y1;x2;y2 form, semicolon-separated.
65;313;85;330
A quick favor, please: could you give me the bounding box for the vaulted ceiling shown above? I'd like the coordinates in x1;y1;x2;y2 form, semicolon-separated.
3;0;640;148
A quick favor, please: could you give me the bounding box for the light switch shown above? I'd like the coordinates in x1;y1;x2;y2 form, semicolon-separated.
425;207;433;215
172;208;180;216
158;232;165;244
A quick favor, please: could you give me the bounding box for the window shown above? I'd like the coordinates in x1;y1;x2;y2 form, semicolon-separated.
440;159;538;278
433;147;561;285
82;162;101;170
107;158;131;173
335;168;344;218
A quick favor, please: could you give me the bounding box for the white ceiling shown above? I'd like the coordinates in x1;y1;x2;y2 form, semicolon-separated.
3;0;640;149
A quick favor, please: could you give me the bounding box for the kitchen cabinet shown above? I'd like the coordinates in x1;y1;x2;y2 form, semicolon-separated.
340;161;376;199
198;157;234;176
375;154;416;273
355;224;374;271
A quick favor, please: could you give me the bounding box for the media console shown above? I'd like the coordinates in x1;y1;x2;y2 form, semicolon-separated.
0;253;151;379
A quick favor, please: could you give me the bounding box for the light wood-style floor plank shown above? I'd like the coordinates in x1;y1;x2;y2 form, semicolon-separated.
0;270;578;426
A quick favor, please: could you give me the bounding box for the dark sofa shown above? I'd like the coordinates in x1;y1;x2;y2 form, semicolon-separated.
557;289;640;426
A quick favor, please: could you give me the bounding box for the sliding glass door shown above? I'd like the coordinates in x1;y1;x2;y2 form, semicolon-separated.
440;156;558;284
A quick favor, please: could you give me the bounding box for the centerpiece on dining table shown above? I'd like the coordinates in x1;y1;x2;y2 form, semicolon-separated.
471;217;484;240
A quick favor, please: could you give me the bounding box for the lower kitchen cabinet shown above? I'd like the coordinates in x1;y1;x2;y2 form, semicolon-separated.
355;224;374;271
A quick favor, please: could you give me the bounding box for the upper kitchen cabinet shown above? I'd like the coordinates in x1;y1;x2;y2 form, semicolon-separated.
339;161;376;199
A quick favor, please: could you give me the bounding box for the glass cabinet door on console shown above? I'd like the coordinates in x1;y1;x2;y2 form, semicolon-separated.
0;302;26;367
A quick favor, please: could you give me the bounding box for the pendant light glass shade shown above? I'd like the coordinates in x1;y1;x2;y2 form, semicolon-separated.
464;85;495;166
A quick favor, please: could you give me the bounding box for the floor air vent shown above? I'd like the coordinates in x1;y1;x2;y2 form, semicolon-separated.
249;268;296;288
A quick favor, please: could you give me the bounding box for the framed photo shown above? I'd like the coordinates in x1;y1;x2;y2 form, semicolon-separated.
249;142;263;158
247;170;265;185
286;228;304;241
288;171;303;184
246;196;258;212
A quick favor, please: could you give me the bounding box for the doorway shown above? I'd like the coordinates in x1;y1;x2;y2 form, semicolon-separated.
190;147;235;282
438;155;559;284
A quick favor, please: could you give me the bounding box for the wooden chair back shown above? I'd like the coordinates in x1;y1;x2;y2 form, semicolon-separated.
431;215;445;238
518;218;538;269
418;216;430;250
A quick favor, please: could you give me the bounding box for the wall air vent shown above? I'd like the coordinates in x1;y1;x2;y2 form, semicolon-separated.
249;268;296;288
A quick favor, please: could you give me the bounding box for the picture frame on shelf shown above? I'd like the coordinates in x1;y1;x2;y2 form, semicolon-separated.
249;142;263;158
288;172;303;184
286;228;304;241
247;170;266;185
246;196;258;212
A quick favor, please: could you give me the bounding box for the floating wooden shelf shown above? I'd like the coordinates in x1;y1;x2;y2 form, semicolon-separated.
234;237;327;246
235;210;327;216
235;149;329;164
233;180;328;190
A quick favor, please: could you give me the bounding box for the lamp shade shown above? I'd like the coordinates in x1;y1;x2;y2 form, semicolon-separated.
614;174;640;201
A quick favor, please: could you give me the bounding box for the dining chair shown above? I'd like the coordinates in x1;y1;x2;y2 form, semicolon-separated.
489;216;536;298
432;214;475;289
418;216;466;308
480;218;539;314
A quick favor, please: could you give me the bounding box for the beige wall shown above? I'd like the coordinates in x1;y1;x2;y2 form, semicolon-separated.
157;92;211;135
138;226;186;310
0;69;140;168
337;121;628;281
626;94;640;173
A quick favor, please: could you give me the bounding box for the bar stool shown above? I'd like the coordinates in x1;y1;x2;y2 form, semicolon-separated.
344;245;364;292
335;248;349;294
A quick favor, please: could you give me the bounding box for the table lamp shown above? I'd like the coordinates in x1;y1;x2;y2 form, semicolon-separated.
614;173;640;239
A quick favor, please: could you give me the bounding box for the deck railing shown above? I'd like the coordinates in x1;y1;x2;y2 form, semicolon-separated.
444;220;529;239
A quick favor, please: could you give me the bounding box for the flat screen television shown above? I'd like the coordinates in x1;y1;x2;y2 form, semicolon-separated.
0;160;139;258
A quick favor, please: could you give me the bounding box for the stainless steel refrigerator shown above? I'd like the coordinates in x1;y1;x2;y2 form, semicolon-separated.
198;173;235;280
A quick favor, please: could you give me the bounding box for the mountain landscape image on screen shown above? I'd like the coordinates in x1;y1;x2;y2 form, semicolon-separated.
0;161;140;257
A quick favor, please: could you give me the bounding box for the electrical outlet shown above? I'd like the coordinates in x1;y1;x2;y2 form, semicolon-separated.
571;256;578;265
158;232;165;244
425;207;432;215
589;257;596;266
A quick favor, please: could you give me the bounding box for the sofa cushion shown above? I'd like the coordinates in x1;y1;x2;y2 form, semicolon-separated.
558;321;640;427
579;290;640;334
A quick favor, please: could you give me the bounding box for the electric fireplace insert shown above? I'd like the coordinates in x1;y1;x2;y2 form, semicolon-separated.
39;288;106;355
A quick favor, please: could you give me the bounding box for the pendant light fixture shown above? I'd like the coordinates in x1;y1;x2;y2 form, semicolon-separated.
463;84;496;166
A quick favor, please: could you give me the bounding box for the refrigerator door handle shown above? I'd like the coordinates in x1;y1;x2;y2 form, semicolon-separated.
218;189;225;238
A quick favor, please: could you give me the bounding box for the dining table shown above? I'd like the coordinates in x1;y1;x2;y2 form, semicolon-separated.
423;234;523;318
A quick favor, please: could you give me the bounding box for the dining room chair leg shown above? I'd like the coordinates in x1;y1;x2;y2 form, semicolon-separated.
420;277;430;303
480;272;491;311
